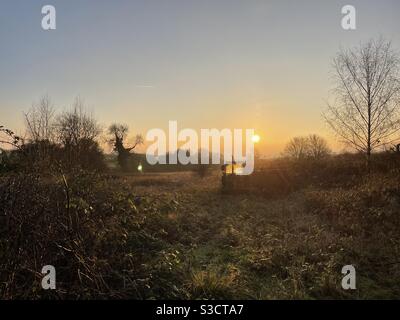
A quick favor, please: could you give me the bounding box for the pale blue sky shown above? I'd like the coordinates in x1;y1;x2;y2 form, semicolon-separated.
1;0;399;155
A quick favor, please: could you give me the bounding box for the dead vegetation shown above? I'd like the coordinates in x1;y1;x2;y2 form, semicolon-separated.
1;153;400;299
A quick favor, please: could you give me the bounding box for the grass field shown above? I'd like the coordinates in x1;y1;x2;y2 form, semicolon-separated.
1;167;400;299
103;170;400;299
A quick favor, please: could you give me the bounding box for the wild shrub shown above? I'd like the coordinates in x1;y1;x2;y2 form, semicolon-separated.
0;171;183;299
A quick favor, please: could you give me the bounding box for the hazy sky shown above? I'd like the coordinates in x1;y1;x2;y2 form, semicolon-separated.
1;0;399;156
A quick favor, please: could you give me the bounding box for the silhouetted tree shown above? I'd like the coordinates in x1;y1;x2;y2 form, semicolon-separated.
56;97;104;170
23;95;57;161
108;123;143;171
283;135;330;161
325;38;400;162
307;134;331;160
24;95;55;143
56;97;101;147
283;136;309;160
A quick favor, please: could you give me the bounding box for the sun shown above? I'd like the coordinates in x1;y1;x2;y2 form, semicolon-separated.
252;134;260;143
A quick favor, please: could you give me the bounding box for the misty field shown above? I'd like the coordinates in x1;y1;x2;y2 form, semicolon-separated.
1;163;399;299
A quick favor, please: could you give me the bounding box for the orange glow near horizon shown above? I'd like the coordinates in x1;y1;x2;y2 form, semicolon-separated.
252;134;261;143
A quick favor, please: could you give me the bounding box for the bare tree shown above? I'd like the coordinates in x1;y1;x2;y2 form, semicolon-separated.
108;123;143;170
54;97;105;169
56;97;101;147
283;135;330;161
24;95;55;142
283;136;309;160
325;38;400;160
307;134;331;160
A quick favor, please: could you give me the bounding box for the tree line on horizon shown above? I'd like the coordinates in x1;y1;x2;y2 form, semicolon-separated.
1;37;400;172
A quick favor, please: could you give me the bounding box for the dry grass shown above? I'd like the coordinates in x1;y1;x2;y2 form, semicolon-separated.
1;164;400;299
